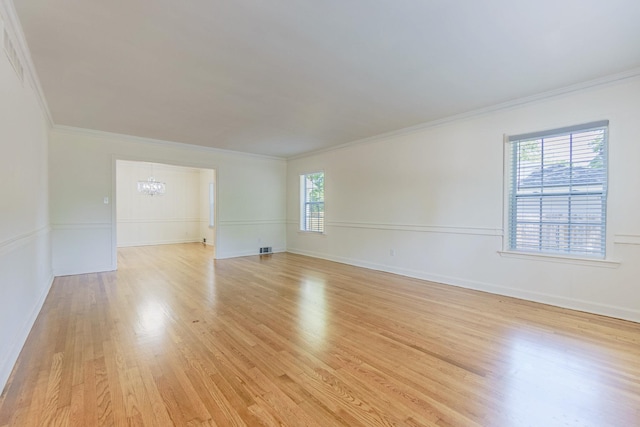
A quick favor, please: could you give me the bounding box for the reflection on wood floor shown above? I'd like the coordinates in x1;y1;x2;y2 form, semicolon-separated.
0;243;638;426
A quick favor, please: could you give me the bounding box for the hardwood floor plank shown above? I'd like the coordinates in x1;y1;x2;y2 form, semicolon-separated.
135;361;175;426
39;352;64;427
94;356;115;426
68;383;84;427
1;243;639;426
82;359;97;426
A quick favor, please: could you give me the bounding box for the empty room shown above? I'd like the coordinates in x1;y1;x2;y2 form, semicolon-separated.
1;1;639;426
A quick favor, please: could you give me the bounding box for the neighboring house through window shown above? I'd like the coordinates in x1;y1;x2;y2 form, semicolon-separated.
300;172;324;233
508;121;608;258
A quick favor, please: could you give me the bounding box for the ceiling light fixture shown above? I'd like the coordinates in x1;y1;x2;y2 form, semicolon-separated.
137;177;166;196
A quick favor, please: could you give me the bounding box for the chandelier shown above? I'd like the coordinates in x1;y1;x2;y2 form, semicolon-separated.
137;177;166;196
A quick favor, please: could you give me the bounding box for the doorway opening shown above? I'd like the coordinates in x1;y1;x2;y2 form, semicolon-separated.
115;160;217;260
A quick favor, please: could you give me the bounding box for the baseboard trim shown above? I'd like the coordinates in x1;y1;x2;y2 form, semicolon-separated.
0;273;54;394
215;248;286;260
53;265;115;277
286;248;640;323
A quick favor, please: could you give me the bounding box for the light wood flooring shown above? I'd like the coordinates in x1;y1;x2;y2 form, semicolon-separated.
0;244;639;426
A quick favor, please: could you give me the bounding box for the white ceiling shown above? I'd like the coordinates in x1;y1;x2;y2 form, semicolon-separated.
14;0;640;158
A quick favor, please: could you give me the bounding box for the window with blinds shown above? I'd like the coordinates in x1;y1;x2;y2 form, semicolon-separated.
508;121;608;258
300;172;324;233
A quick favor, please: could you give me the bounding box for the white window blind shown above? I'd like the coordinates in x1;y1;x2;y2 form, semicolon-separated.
300;172;324;233
508;121;608;258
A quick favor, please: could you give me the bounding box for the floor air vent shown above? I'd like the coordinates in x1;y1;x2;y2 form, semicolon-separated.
259;247;272;254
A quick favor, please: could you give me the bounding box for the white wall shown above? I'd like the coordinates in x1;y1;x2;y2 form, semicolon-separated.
287;76;640;322
116;160;211;247
0;6;52;391
50;127;286;275
199;169;216;248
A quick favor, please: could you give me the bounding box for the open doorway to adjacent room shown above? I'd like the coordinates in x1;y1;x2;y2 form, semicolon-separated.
115;160;217;259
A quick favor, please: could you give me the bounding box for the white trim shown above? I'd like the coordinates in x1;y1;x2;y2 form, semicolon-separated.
112;156;118;270
218;219;286;226
112;154;222;172
327;221;502;237
117;218;202;224
288;67;640;160
215;247;286;259
53;125;286;161
502;134;511;251
0;226;49;256
118;239;203;248
53;266;114;277
297;169;326;176
0;0;53;127
51;222;112;230
614;234;640;245
0;273;53;393
287;219;502;237
286;249;638;323
297;230;327;237
497;250;620;268
118;160;205;174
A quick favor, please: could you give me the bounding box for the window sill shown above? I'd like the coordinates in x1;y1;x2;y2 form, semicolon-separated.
298;230;326;236
497;251;620;268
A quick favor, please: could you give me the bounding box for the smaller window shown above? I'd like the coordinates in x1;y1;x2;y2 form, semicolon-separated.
300;172;324;233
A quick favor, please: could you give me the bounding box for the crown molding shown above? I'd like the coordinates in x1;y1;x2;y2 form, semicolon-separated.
288;67;640;160
51;125;286;161
0;0;53;127
5;0;639;161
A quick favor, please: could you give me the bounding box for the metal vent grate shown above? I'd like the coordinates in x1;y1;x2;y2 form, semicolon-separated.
4;28;24;83
259;247;272;254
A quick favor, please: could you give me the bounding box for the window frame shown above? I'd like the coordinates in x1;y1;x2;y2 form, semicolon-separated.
299;171;325;234
504;121;609;260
